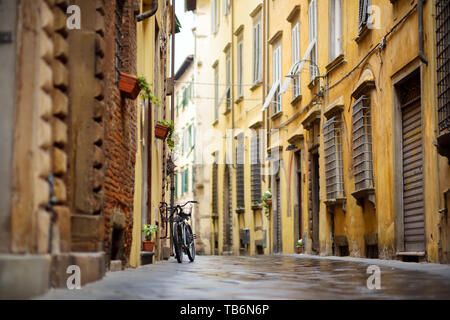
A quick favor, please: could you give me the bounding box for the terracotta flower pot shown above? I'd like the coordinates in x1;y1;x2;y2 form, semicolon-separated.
265;198;272;206
155;123;170;140
296;246;303;254
143;241;155;252
118;72;141;100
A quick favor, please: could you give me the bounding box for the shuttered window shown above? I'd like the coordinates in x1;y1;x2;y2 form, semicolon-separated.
358;0;370;34
330;0;343;61
353;96;374;191
272;45;282;114
226;53;231;110
308;0;318;80
436;0;450;133
292;22;301;98
251;133;262;204
212;0;219;34
324;116;344;200
237;41;244;98
253;20;262;84
223;0;230;16
236;136;245;209
214;65;219;122
212;155;218;214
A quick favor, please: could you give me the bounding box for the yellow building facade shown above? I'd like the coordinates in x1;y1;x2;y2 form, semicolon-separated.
131;0;175;267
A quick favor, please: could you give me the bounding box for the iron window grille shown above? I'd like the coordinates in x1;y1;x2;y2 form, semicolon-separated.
212;160;218;215
115;0;125;85
236;136;245;210
352;96;374;191
436;0;450;133
324;116;344;200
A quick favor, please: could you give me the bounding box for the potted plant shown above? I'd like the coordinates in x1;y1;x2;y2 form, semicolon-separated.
260;189;272;219
138;75;160;104
296;239;304;254
155;120;176;151
142;224;158;252
118;72;142;100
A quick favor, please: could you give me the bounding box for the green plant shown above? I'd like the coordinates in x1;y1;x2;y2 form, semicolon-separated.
142;224;158;241
138;75;160;105
157;120;176;151
260;189;272;218
296;239;303;248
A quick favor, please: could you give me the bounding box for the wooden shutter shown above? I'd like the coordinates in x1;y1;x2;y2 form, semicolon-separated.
352;96;373;191
212;160;218;214
402;98;425;252
358;0;369;33
275;175;282;253
292;23;301;97
236;136;245;209
250;134;262;204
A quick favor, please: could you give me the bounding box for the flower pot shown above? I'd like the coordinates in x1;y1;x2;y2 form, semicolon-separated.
296;246;303;254
155;123;170;140
118;72;141;100
265;198;272;206
143;241;155;252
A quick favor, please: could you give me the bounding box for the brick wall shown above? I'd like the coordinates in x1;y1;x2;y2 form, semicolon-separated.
102;0;138;267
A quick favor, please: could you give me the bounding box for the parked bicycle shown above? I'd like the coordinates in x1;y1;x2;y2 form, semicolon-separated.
159;200;198;263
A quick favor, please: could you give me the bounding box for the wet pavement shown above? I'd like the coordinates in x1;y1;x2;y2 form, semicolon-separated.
38;255;450;300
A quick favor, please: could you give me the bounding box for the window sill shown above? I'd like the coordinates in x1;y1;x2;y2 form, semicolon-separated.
326;54;345;73
271;111;283;121
324;197;346;214
291;94;302;106
222;107;232;116
351;188;375;210
250;81;263;91
251;203;262;211
235;207;245;214
212;119;219;126
355;25;370;44
235;96;244;104
308;77;319;90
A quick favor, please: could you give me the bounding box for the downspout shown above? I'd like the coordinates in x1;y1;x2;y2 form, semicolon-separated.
137;0;158;22
418;0;428;66
262;0;266;185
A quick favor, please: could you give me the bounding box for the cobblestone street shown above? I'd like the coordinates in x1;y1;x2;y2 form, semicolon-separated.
38;255;450;300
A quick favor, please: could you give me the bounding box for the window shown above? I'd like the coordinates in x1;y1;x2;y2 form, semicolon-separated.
251;132;262;204
292;22;301;98
330;0;343;61
352;96;374;191
212;153;219;214
272;45;282;114
236;135;245;210
226;53;231;109
324;116;344;200
253;19;262;84
358;0;370;34
214;65;219;122
308;0;318;80
223;0;230;16
212;0;219;34
115;0;125;84
237;40;244;98
182;169;189;194
436;0;450;133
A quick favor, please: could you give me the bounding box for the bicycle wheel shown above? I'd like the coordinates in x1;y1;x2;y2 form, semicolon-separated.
185;224;195;262
173;223;183;263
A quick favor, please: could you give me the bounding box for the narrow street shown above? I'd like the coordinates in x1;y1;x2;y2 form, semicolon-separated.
38;255;450;300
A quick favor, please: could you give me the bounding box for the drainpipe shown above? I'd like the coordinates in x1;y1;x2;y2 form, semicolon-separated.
169;0;176;253
137;0;158;22
418;0;428;66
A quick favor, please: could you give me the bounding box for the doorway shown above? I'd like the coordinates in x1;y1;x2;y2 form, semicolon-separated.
223;165;233;254
309;151;320;254
273;173;282;253
294;151;303;247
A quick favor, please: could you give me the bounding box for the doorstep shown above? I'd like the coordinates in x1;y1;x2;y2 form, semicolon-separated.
141;251;154;266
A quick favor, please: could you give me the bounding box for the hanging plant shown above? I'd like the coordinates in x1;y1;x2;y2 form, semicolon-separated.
138;75;160;105
156;120;176;151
